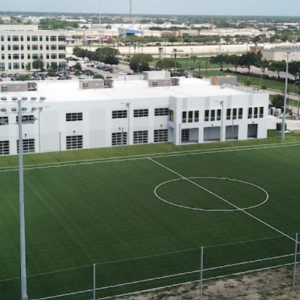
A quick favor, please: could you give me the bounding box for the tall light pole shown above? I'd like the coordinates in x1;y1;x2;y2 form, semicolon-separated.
18;100;28;300
98;0;102;48
281;50;291;141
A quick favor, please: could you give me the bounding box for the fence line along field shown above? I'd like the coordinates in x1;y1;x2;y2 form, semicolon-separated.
1;144;300;300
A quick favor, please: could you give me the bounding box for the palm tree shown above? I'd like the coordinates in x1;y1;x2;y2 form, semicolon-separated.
173;48;178;70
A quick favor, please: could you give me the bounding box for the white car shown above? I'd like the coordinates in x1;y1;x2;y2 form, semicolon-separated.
78;76;86;80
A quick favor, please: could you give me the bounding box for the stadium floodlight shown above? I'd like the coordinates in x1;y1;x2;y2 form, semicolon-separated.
17;99;29;300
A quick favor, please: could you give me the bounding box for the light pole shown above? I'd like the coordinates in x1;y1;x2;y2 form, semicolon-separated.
281;50;291;141
18;100;28;300
293;80;300;116
98;0;102;47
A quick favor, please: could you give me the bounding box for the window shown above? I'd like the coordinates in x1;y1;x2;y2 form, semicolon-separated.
0;36;4;42
182;111;187;123
1;45;4;51
59;45;66;51
205;110;209;122
27;45;31;50
217;109;221;121
254;107;258;118
8;45;11;51
188;111;193;123
51;54;57;59
134;109;148;118
7;35;11;42
112;132;127;146
238;108;243;119
169;110;174;122
16;115;35;124
58;36;66;42
32;36;38;41
195;111;199;122
233;108;237;120
133;131;148;144
66;113;83;122
66;136;83;150
39;36;43;42
17;139;35;154
0;117;9;126
50;36;57;42
32;54;38;60
155;108;169;116
13;63;20;69
210;110;215;122
260;107;264;118
13;45;19;51
112;110;127;119
27;36;30;42
40;45;43;50
12;36;19;41
8;54;11;60
32;45;38;50
154;129;168;143
51;45;57;50
59;54;66;59
46;36;49;42
181;129;189;141
0;141;9;155
1;54;4;60
13;54;19;60
248;107;253;119
227;109;231;120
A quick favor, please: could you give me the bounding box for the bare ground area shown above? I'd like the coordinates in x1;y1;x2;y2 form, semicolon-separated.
113;267;300;300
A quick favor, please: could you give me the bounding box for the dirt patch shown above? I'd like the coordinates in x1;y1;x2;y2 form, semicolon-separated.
113;267;300;300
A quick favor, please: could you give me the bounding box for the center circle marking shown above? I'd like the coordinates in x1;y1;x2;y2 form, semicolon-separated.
154;177;269;212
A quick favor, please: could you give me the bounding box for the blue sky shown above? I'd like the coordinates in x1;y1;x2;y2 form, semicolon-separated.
1;0;299;16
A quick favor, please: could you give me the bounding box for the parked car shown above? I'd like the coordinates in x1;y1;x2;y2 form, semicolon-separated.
0;78;2;82
1;73;7;78
78;75;86;80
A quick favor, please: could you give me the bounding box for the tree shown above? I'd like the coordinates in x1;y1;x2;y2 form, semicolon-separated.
129;54;154;73
25;63;31;72
93;74;104;79
157;58;182;69
104;55;119;65
210;54;228;70
47;69;56;77
288;61;300;80
20;74;31;81
50;62;58;72
227;55;241;71
268;61;286;78
238;53;261;72
32;59;44;70
271;94;284;109
74;62;82;71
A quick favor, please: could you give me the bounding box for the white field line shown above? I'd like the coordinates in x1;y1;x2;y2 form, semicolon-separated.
0;142;300;173
148;157;297;244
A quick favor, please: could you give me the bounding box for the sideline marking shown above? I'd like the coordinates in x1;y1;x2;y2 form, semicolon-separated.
0;142;299;173
154;177;269;212
148;157;296;243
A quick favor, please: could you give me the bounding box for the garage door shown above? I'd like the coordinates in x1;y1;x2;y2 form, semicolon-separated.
248;124;258;138
226;125;239;140
204;127;221;142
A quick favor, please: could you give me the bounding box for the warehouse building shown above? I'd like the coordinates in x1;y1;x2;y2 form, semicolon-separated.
261;45;300;61
0;73;268;156
0;25;67;71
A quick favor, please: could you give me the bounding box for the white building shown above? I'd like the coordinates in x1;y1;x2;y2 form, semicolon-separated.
0;25;67;72
261;46;300;61
0;73;268;156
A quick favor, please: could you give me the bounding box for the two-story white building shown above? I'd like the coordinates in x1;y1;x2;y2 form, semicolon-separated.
0;25;66;72
0;74;269;156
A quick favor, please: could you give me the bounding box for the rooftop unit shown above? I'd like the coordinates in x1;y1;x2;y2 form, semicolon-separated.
0;82;38;93
211;76;237;86
148;78;180;87
79;79;113;90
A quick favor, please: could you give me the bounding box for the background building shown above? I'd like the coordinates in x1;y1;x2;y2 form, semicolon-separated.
0;25;67;71
261;46;300;61
0;73;268;156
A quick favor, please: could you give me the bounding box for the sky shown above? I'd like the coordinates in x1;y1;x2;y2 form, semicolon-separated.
1;0;299;16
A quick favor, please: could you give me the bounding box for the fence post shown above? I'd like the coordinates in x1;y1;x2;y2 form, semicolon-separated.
93;263;96;300
200;246;204;300
293;233;298;287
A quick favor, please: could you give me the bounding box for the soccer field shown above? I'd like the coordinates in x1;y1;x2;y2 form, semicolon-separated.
1;144;300;300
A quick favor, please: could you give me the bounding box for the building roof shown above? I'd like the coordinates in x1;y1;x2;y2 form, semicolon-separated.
2;78;265;104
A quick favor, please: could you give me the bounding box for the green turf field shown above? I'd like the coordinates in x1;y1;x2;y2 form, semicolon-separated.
1;144;300;300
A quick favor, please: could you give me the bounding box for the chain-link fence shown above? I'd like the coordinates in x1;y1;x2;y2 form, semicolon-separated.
0;234;298;300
